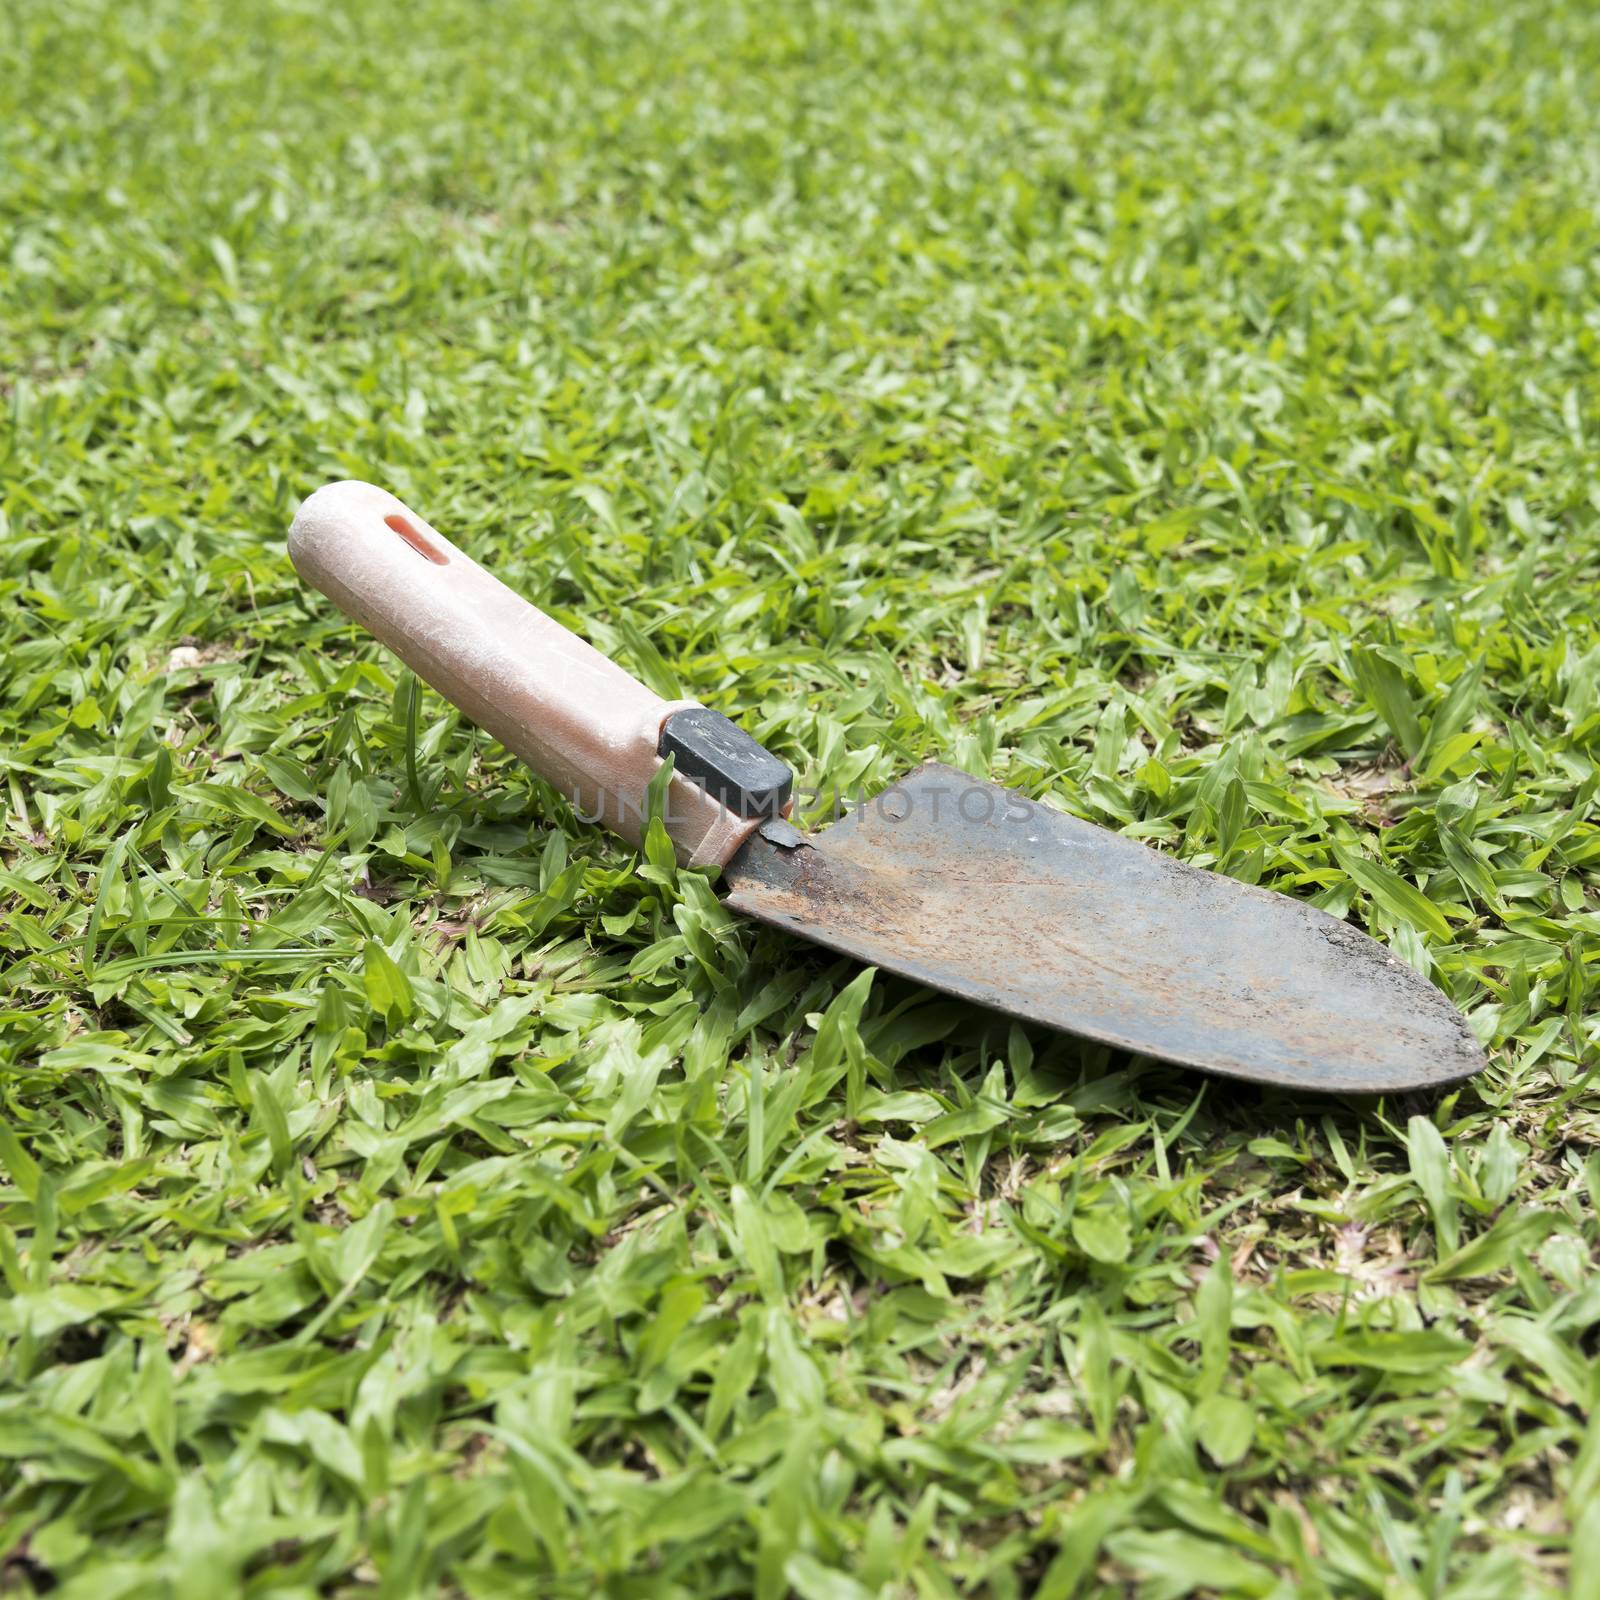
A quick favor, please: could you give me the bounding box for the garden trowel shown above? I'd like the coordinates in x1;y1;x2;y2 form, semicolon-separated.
288;481;1486;1094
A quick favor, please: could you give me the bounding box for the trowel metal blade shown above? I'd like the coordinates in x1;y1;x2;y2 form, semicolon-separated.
722;762;1486;1093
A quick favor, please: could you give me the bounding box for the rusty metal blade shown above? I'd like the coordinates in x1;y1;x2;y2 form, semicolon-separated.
723;762;1486;1093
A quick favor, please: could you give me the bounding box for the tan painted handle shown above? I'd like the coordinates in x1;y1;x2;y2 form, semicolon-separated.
287;480;759;868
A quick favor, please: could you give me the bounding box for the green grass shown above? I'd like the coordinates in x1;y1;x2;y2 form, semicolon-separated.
3;0;1600;1593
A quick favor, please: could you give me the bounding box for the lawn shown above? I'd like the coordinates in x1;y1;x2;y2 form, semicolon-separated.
3;0;1600;1593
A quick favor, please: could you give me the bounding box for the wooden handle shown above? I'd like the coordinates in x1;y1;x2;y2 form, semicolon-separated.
287;480;759;868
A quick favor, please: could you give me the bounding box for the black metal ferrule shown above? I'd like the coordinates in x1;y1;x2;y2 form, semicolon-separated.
657;706;793;820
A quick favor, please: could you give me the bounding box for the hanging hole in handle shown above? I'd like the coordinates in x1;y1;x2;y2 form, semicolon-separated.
385;513;448;565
